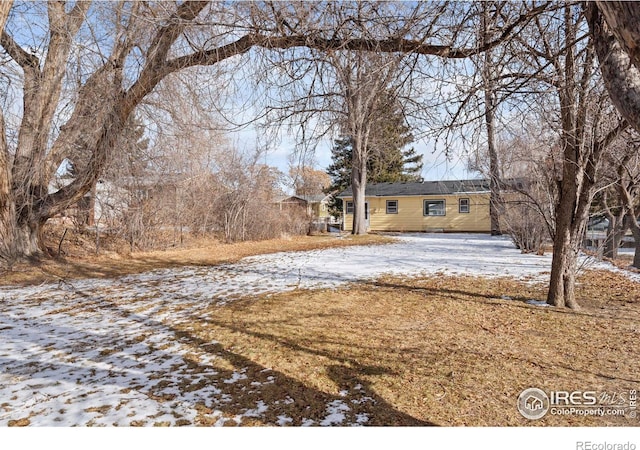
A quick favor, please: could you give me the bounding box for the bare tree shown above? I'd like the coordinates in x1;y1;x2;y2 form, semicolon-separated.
596;139;640;267
473;128;556;254
334;52;408;234
479;1;504;236
290;166;330;198
464;4;626;308
0;0;14;265
519;5;628;308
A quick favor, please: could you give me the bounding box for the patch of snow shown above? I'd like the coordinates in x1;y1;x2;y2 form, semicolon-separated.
277;415;293;426
580;256;640;283
223;370;248;384
350;396;375;405
526;299;552;307
243;400;268;418
320;400;350;426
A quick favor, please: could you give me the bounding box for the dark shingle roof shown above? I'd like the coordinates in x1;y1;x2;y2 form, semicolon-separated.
337;179;490;198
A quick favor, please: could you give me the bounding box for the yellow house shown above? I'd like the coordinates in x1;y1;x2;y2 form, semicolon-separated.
337;180;491;233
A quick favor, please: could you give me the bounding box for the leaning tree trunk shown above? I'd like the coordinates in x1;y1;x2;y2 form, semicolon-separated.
588;3;640;134
595;2;640;73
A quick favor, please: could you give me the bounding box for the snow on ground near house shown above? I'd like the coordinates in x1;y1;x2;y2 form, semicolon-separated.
0;233;637;426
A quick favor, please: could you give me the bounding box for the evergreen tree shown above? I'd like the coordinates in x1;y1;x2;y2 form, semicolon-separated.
366;91;422;182
325;136;354;198
325;98;423;218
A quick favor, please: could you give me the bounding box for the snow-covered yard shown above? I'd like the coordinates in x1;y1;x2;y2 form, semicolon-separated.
0;233;636;426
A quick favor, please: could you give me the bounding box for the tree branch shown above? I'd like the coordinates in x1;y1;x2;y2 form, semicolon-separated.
0;30;40;71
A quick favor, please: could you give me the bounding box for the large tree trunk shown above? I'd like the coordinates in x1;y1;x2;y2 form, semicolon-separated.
351;143;368;235
0;200;45;264
0;108;15;264
0;0;16;265
588;3;640;134
595;2;640;72
548;191;583;310
481;2;503;236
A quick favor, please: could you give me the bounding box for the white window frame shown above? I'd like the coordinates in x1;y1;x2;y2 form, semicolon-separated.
345;201;354;214
424;199;446;216
459;198;470;213
386;200;398;214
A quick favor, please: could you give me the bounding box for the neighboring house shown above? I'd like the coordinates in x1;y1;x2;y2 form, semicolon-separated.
49;173;185;228
276;194;332;220
337;179;491;233
276;195;309;213
49;176;129;227
300;194;332;220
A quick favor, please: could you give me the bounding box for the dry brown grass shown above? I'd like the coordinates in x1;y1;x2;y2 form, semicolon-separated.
0;232;393;286
3;228;639;426
170;269;640;426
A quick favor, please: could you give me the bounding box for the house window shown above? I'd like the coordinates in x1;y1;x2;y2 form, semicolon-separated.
386;200;398;214
424;199;445;216
345;201;354;214
459;198;470;213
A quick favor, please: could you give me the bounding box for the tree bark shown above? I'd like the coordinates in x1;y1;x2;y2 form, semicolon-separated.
479;2;503;236
0;1;17;264
631;222;640;269
0;115;17;264
547;180;584;310
595;2;640;72
350;147;368;235
588;3;640;134
603;217;625;259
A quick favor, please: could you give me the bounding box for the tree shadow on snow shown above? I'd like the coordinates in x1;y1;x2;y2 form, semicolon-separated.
0;288;435;426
